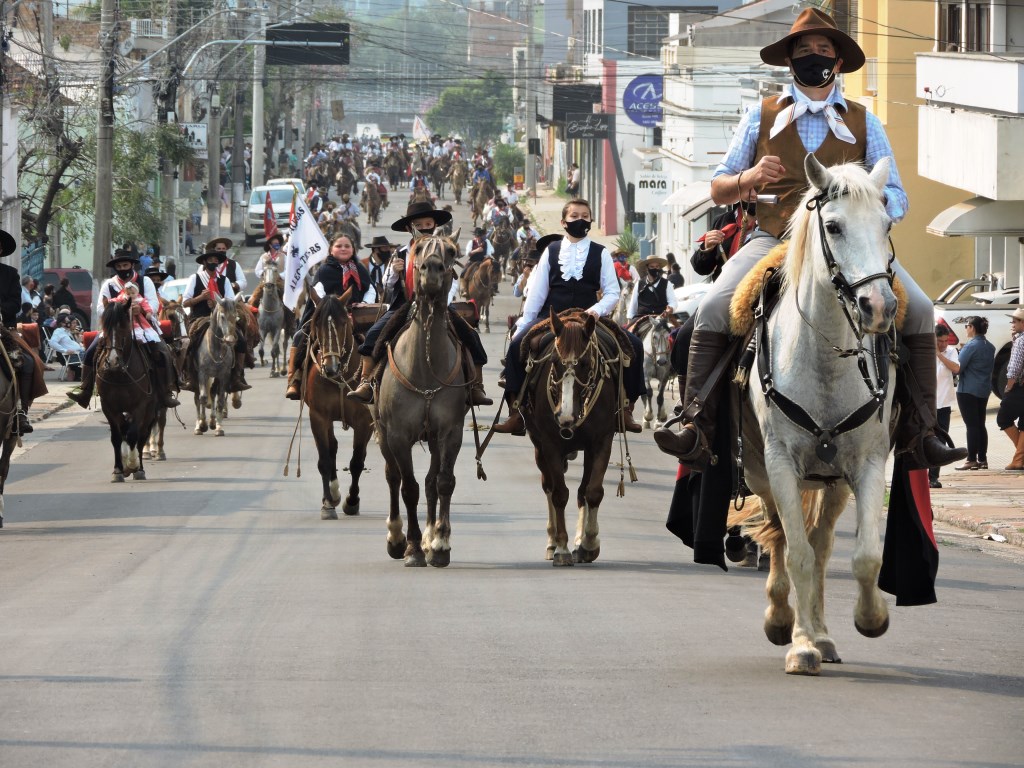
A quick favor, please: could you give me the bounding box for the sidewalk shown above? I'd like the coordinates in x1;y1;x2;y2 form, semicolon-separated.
519;185;607;240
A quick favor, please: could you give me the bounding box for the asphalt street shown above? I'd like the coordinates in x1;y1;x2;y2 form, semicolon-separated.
0;196;1021;768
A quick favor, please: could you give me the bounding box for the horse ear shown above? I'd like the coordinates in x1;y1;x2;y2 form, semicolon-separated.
804;153;831;193
868;156;890;194
451;227;461;243
550;306;563;334
339;286;353;307
583;312;597;337
310;287;322;307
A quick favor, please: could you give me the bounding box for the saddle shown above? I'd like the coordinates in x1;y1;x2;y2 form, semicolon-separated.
520;313;633;368
369;303;475;389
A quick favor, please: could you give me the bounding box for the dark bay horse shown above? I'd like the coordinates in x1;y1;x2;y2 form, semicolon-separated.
489;219;515;277
96;301;159;482
303;291;374;520
460;259;496;333
520;309;624;565
377;230;468;567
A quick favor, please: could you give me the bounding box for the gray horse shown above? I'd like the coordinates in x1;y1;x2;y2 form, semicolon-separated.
193;297;236;436
377;230;468;568
257;262;288;377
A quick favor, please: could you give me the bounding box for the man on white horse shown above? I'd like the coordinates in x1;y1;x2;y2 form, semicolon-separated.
653;8;966;471
627;256;677;327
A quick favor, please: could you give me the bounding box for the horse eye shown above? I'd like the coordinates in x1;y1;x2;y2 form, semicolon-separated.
824;221;842;236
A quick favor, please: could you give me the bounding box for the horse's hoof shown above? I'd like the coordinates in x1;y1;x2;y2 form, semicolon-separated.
545;545;555;561
321;505;338;521
815;639;842;664
142;450;152;460
156;451;166;461
426;548;450;568
785;647;822;675
232;394;242;409
342;499;359;516
855;614;890;639
573;545;600;564
764;618;794;646
132;470;146;480
270;370;279;378
386;538;406;560
740;549;759;568
193;428;202;435
404;551;427;567
111;472;124;483
724;533;747;563
199;422;208;433
552;551;575;567
214;428;224;437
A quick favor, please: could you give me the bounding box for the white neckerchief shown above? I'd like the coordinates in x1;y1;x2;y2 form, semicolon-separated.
557;237;591;281
769;89;856;144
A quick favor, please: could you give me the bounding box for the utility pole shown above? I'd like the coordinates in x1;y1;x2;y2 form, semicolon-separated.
524;0;536;198
161;0;178;268
92;0;117;278
40;0;60;265
206;84;221;240
230;82;245;233
251;7;266;187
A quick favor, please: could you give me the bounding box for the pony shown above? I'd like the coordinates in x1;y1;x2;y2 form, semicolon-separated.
95;300;160;482
638;316;674;427
739;155;898;675
302;291;375;520
520;309;626;566
0;345;23;525
450;161;467;204
192;297;236;436
257;261;288;377
376;230;467;567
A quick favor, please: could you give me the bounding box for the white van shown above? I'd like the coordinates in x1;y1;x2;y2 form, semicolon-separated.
244;185;298;246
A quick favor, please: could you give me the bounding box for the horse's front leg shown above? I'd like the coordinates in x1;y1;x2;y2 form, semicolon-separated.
536;444;572;566
193;387;207;435
642;376;654;425
764;446;821;675
109;417;125;483
379;437;409;562
574;437;612;563
421;438;442;567
343;417;369;517
849;459;890;640
387;439;424;568
656;377;669;423
758;493;796;647
311;410;340;520
805;485;850;663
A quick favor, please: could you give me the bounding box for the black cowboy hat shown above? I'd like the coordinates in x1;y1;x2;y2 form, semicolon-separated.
473;226;486;236
144;265;169;280
390;200;453;232
535;234;562;256
263;232;285;248
367;235;394;250
0;228;16;258
204;236;234;251
196;250;228;264
106;249;139;268
759;7;865;72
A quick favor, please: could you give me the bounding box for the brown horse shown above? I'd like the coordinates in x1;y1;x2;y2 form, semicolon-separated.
377;230;467;567
0;346;21;527
302;291;375;519
489;219;515;277
460;258;496;332
450;162;467;204
96;301;160;482
145;301;189;461
361;181;381;227
429;156;449;199
519;309;624;565
384;151;405;190
471;179;494;226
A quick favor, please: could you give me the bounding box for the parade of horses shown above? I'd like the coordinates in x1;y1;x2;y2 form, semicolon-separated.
2;3;1022;764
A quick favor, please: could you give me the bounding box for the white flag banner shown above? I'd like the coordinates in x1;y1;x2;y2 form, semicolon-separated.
283;194;329;311
412;115;432;143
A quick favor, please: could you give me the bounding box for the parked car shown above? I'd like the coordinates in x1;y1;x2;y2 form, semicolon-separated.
41;267;97;330
244;184;298;246
673;281;712;323
160;277;190;310
265;178;306;196
933;277;1020;397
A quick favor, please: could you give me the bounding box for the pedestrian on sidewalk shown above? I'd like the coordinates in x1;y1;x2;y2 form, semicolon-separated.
955;316;996;471
931;324;960;487
996;308;1024;470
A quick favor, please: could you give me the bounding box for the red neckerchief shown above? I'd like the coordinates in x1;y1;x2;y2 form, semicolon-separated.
199;267;221;298
339;260;362;292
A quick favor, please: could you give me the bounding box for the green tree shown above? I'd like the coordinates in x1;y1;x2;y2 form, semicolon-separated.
426;72;511;143
491;144;524;186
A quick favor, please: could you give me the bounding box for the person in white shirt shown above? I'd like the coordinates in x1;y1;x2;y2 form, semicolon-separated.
931;324;961;488
626;256;679;325
492;200;645;435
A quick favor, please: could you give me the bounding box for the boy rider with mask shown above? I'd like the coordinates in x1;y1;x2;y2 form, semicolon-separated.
653;8;966;472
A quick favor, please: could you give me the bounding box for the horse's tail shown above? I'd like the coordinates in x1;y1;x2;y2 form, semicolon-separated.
728;490;824;550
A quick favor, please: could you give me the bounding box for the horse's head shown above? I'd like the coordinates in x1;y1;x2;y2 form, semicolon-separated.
411;229;460;300
311;289;354;379
262;260;279;285
99;299;133;370
646;317;672;367
549;308;598;434
787;154;897;335
211;297;237;346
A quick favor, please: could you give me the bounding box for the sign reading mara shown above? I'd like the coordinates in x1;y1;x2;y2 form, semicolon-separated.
634;170;670;213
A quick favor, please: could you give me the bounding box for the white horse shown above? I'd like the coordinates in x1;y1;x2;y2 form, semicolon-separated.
742;155;897;675
612;277;633;326
257;262;288;377
639;315;673;426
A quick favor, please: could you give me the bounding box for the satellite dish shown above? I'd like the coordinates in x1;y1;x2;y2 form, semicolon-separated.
118;36;135;56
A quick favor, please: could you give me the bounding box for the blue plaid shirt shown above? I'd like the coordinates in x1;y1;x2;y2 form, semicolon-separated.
714;84;908;222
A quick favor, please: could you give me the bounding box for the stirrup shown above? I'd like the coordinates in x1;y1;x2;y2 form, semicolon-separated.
347;378;374;403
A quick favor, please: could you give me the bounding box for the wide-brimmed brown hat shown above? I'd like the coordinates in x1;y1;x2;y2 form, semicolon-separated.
204;236;234;251
196;250;228;264
390;200;453;232
0;229;16;258
640;256;668;271
759;7;865;73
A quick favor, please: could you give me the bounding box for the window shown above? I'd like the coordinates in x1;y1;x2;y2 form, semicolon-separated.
939;1;963;51
628;6;714;60
583;9;604;56
966;2;991;52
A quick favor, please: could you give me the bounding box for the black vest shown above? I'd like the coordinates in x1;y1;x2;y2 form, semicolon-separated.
187;272;228;318
225;260;239;283
540;240;604;316
637;280;669;317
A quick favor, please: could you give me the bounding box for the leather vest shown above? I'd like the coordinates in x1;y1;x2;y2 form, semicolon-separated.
754;96;867;239
540;240;603;316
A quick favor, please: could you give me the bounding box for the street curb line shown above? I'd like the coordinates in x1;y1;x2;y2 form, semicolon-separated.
932;507;1024;548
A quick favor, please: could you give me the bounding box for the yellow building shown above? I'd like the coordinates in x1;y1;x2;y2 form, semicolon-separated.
843;0;972;297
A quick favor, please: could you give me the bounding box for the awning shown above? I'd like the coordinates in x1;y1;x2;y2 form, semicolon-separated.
926;197;1024;237
662;182;712;217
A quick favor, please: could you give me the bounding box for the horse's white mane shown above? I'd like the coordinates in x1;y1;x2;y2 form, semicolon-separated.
782;160;885;293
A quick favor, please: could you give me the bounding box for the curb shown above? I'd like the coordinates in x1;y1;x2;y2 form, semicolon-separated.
931;507;1024;548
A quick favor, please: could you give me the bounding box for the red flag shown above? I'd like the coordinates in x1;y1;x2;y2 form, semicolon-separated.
289;193;298;228
263;191;279;240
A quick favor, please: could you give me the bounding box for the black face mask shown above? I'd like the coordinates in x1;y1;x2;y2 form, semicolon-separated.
564;219;592;239
205;262;219;272
415;227;435;237
116;269;133;280
791;53;838;89
648;270;663;281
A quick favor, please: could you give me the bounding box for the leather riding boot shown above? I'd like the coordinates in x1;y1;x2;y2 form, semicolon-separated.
16;372;32;432
653;330;731;466
492;407;525;435
285;347;303;400
619;400;643;434
899;333;968;468
470;364;493;406
67;364;95;408
231;350;252;392
347;355;376;404
1004;426;1024;470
